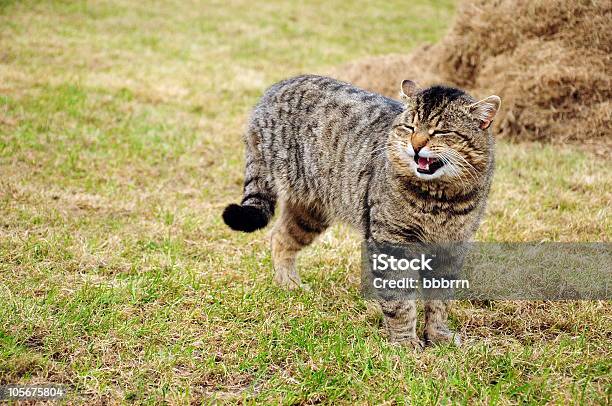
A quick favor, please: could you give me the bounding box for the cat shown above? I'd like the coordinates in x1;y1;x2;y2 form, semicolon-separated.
222;75;500;349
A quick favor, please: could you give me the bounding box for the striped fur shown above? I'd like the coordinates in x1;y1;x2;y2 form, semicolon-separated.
223;75;499;347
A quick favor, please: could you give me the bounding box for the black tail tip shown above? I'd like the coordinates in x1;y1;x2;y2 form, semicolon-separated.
222;204;269;232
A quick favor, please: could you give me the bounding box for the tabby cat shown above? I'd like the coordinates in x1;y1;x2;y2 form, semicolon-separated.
223;75;500;349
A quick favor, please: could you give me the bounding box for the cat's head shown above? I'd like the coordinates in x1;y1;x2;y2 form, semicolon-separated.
388;80;500;192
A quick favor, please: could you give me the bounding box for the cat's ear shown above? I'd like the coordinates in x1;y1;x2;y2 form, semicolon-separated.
469;96;501;129
399;79;419;101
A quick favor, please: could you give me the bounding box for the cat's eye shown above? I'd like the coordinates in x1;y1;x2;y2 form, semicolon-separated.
397;124;414;133
431;129;454;136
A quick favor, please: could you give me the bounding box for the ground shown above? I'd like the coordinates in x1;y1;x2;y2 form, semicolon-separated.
0;0;610;404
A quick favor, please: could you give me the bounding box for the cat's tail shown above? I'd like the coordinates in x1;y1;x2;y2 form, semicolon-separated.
222;181;276;233
222;134;276;233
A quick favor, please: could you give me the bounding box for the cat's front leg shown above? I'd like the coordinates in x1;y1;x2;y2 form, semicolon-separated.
424;299;461;346
422;246;464;346
380;299;424;350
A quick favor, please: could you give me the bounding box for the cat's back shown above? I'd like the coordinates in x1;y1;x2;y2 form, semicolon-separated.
251;75;404;127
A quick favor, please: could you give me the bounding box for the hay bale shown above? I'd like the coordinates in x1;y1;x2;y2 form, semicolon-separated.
479;39;611;144
331;0;612;150
435;0;612;87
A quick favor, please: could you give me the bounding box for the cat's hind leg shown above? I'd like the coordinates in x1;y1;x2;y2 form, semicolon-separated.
270;200;327;290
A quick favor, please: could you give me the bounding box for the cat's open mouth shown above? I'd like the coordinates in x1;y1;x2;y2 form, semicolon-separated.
415;156;444;175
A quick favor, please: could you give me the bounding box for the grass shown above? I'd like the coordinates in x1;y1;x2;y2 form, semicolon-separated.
0;0;610;404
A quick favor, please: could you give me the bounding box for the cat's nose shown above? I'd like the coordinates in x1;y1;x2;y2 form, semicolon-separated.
411;133;429;153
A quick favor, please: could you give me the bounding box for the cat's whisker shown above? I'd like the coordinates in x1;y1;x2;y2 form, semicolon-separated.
365;141;399;165
361;141;402;169
452;158;480;185
440;149;480;184
369;143;389;156
435;153;457;179
443;148;478;172
440;155;461;178
445;162;469;187
361;142;393;167
436;150;472;187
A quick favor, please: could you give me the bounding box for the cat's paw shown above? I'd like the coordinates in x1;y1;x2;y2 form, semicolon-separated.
296;282;312;291
274;272;310;291
389;337;425;352
424;328;462;347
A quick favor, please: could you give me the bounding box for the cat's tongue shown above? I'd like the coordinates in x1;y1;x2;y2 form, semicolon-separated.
418;157;433;169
